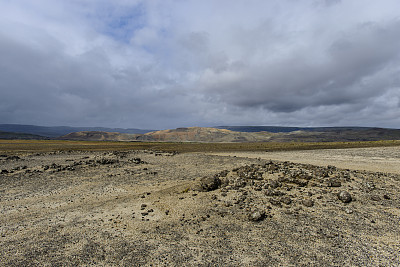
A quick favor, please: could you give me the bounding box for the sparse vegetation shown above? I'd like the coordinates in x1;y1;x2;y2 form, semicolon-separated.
1;139;400;154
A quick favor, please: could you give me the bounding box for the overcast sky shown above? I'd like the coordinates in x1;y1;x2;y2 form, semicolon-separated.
1;0;400;129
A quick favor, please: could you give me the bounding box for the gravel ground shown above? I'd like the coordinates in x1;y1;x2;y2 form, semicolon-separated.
210;146;400;174
1;149;400;266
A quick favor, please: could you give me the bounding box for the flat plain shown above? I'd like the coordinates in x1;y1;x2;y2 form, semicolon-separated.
1;140;400;266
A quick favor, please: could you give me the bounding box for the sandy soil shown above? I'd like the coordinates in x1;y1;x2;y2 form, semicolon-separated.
210;146;400;174
1;148;400;266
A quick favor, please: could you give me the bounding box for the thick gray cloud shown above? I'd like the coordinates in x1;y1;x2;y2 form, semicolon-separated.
1;0;400;129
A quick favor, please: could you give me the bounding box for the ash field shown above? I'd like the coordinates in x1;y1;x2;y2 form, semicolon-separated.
1;145;400;266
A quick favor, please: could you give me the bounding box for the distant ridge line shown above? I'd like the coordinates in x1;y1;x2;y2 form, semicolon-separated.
215;126;378;133
0;124;155;137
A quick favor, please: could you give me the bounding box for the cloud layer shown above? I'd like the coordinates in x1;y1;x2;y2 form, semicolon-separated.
1;0;400;129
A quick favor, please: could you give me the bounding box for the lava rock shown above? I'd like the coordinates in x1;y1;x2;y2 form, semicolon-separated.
197;176;221;191
192;176;221;192
269;198;282;207
338;191;352;203
327;179;342;187
281;196;292;205
302;199;314;207
6;156;20;161
248;210;265;222
371;195;381;201
96;158;118;165
265;189;285;197
269;180;281;189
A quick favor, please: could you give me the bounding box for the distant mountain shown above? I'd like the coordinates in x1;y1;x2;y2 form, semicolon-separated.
3;124;400;142
0;124;154;138
0;130;49;140
58;127;400;143
59;131;140;141
216;126;374;133
58;128;266;142
138;127;271;142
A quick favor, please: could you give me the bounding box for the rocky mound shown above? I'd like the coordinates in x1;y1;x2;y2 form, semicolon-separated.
191;161;365;220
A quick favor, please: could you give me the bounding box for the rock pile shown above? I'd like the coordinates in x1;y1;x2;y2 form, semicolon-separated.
192;160;373;221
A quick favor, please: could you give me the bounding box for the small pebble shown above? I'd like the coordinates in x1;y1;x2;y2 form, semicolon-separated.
302;199;314;207
345;208;353;214
371;195;381;201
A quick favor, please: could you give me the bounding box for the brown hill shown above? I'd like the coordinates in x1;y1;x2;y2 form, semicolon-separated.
138;127;271;142
58;127;400;143
59;131;140;141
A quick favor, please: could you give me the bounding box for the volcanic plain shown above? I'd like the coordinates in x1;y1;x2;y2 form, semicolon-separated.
1;141;400;266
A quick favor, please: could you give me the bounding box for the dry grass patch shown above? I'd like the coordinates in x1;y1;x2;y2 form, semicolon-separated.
1;139;400;154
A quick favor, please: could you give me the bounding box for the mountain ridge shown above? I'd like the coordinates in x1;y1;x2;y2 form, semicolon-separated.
2;124;400;142
0;124;154;137
57;126;400;143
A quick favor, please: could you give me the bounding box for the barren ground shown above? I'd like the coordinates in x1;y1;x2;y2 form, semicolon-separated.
1;147;400;266
210;146;400;174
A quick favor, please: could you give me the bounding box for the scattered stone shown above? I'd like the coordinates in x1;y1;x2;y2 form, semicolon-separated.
224;201;233;207
141;204;147;210
265;189;284;197
345;208;353;214
291;178;308;187
269;180;281;188
371;195;381;201
383;194;391;200
281;196;292;205
364;182;376;191
132;158;145;164
194;176;221;192
302;199;314;207
269;198;282;207
6;155;20;161
96;158;118;165
248;210;265;222
338;191;352;203
327;179;342;187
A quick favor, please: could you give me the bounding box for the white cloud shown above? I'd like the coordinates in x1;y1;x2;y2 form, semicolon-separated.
1;0;400;129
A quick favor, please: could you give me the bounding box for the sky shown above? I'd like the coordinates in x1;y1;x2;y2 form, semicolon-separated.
1;0;400;130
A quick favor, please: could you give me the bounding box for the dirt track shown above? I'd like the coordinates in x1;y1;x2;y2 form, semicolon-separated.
1;148;400;266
